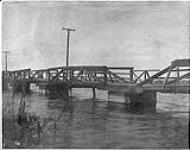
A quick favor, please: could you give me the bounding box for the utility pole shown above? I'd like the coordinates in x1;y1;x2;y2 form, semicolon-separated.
62;27;75;68
188;5;190;51
2;51;10;76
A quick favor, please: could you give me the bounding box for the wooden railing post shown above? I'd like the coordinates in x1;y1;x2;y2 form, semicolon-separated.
129;68;134;82
104;67;107;84
47;70;50;82
176;67;180;85
70;69;74;82
163;64;174;88
23;71;26;79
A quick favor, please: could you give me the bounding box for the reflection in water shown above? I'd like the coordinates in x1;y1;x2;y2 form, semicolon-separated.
3;89;189;148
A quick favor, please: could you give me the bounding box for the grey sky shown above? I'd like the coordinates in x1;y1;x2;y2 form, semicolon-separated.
2;1;190;70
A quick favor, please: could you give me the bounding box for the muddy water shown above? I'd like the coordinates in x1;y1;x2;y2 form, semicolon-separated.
2;87;189;148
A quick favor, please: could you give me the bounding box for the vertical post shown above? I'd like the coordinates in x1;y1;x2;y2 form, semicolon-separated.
5;52;7;76
94;72;97;81
176;67;180;85
2;51;10;76
104;67;107;84
188;5;190;52
129;68;134;83
27;70;30;79
175;67;180;93
62;27;75;68
66;31;70;68
70;70;74;82
18;72;21;80
23;71;26;79
92;87;96;99
144;71;146;80
63;69;65;81
47;70;50;81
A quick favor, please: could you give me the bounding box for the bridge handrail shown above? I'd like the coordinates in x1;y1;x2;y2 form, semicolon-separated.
5;59;190;90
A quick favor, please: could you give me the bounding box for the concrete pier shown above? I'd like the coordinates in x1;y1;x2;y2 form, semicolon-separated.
108;90;157;112
124;91;157;112
45;82;69;99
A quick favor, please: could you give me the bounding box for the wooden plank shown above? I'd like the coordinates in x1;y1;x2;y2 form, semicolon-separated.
110;72;131;75
32;69;48;72
134;69;160;72
108;67;133;70
47;65;107;71
31;66;107;73
9;69;31;73
172;68;190;72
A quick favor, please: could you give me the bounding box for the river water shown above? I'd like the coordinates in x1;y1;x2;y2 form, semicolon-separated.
2;85;189;148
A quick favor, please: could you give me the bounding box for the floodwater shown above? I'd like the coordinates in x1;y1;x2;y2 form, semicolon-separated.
2;85;190;149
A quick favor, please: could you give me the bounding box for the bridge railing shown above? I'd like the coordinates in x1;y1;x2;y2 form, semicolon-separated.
133;69;160;83
137;59;190;89
29;66;108;85
6;59;190;90
107;67;134;83
29;66;135;85
8;69;31;80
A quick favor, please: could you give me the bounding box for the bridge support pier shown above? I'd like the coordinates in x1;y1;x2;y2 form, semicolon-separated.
45;83;69;99
12;79;31;94
124;91;157;112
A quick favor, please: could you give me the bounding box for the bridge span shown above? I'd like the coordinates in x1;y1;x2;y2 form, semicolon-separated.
4;59;190;112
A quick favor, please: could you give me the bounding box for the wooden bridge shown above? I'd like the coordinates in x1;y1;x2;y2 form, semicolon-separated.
4;59;190;112
7;59;190;93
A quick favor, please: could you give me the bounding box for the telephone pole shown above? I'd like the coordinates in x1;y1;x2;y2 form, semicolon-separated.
2;51;10;76
62;27;75;68
188;4;190;51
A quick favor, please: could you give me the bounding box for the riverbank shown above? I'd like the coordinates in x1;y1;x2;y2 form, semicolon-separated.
2;91;43;148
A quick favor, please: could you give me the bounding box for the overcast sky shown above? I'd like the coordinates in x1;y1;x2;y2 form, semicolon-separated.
2;1;190;70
